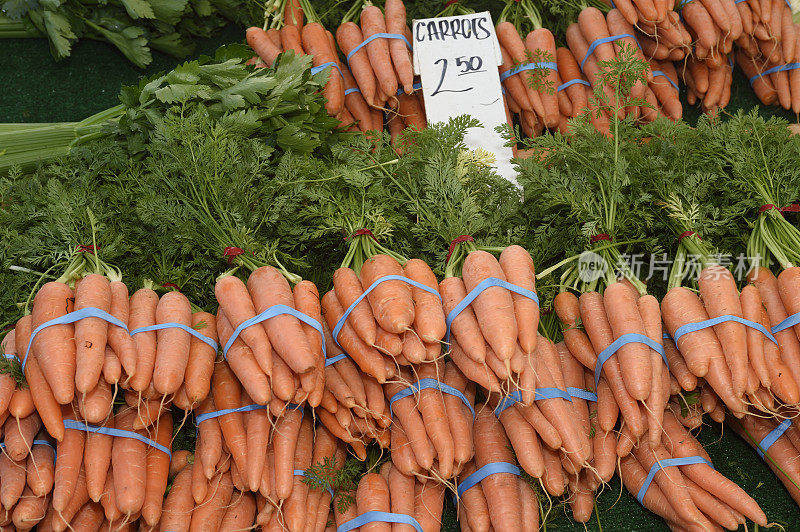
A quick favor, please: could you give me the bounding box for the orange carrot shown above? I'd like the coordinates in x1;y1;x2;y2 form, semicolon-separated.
108;281;137;380
473;408;521;532
189;472;234;532
31;282;76;404
337;22;377;106
217;310;271;405
129;287;159;392
499;246;539;355
361;6;399;101
112;410;147;516
53;405;85;512
216;275;272;377
385;0;413;93
302;23;345;116
462;251;517;367
74;274;111;395
525;29;560;128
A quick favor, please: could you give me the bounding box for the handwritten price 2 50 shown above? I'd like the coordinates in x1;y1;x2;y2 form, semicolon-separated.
431;55;486;96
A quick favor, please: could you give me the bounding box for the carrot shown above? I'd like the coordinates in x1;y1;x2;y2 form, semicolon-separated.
84;416;112;503
184;312;217;405
189;472;234;532
449;339;501;393
525;29;559;128
355;473;390;532
128;287;159;392
415;363;455;478
462;250;517;367
389;423;421;477
303;23;345;116
67;501;104;531
361;6;399;102
473;408;521;531
280;416;311;530
556;48;589;117
619;454;685;526
78;377;112;424
337;22;377;107
271;406;303;500
341;65;374;133
294;281;324;406
663;412;768;525
497;22;546;118
360;254;414;335
169;449;192;480
112;410;147;516
682;2;718;51
333;267;377;346
283;0;302;27
638;295;668;449
498;246;539;355
442;362;475;469
440;277;486;363
4;413;39;461
739;285;770;388
217;310;271;405
557;344;591;447
53;405;85;512
578;8;616;67
216;275;272;376
219;492;256;532
414;479;444;532
101;346;121;386
541;445;566;496
0;452;25;510
579;292;645;437
51;465;88;532
384;381;435;470
73;274;111;395
499;45;534;113
603;282;652;400
750;267;800;386
30;282;76;404
141;412;171;526
211;363;249;478
783;6;796;62
11;487;47;530
536;338;591;464
248;266;315;375
107;281;136;380
495;396;544;479
26;437;55;496
384;0;413;94
763;314;800;404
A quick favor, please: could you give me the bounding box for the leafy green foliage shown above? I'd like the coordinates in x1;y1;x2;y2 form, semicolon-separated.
302;455;363;513
1;0;259;66
115;48;341;156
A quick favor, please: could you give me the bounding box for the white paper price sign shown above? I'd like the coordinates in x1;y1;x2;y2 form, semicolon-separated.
412;11;517;186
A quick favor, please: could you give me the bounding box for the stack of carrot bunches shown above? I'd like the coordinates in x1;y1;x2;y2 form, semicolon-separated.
246;0;426;148
735;1;800;113
4;237;799;529
244;0;800;140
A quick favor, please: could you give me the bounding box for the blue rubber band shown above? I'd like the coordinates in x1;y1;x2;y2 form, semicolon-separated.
223;304;325;359
772;312;800;335
23;307;128;370
456;462;521;500
295;469;335;498
558;78;591;92
445;277;539;346
63;419;171;458
346;33;412;63
345;87;361;95
395;81;423;96
499;61;558;83
493;387;573;416
581;34;640;72
757;418;792;459
749;63;800;85
310;61;344;79
673;315;778;346
337;511;423;532
32;439;57;460
652;70;680;92
0;439;56;460
2;354;15;361
567;387;598;402
636;456;714;504
325;353;350;367
388;378;475;419
595;333;667;389
130;322;218;351
196;404;267;424
332;275;440;348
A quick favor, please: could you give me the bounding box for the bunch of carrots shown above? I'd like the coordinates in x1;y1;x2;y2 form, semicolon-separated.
246;0;427;142
736;0;800;113
170;409;344;531
333;466;445;532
